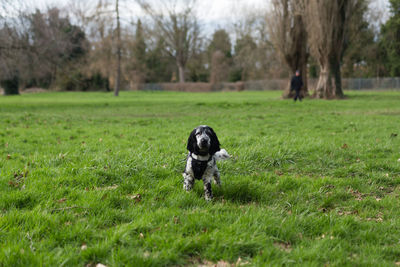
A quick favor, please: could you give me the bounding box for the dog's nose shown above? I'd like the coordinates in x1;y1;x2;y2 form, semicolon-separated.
200;139;207;145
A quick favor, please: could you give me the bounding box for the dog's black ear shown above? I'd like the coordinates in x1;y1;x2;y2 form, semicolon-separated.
208;127;220;155
187;129;197;152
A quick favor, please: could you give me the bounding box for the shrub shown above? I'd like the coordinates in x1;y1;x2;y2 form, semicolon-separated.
1;75;19;95
56;71;109;91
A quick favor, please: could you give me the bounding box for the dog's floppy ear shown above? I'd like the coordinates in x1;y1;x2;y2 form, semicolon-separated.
187;129;197;152
208;127;220;155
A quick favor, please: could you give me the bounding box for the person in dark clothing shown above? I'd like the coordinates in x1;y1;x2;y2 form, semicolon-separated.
290;70;303;101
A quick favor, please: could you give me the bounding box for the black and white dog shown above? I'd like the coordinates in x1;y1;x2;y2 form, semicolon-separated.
183;125;230;200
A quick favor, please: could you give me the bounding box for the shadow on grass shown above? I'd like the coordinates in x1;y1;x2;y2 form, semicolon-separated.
193;181;264;204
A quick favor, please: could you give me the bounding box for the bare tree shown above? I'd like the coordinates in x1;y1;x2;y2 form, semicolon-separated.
231;9;272;81
114;0;121;96
136;0;200;83
305;0;360;99
267;0;308;98
0;0;29;94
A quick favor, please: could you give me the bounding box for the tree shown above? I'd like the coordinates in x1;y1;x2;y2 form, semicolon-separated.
0;25;24;95
145;37;175;82
0;4;88;94
380;0;400;77
114;0;121;96
341;0;375;78
80;0;115;90
305;0;361;99
231;8;279;81
267;0;308;98
208;29;232;59
28;8;87;87
0;0;28;95
208;29;232;83
125;19;148;84
136;0;201;83
233;34;258;81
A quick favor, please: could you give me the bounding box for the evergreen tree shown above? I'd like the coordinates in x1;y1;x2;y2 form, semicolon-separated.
134;20;147;67
380;0;400;76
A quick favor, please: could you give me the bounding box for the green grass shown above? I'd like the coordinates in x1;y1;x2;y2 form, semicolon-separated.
1;90;400;266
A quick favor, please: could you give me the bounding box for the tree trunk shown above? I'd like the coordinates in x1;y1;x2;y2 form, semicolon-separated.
114;0;121;96
282;14;308;99
314;65;335;99
331;60;344;98
178;63;185;83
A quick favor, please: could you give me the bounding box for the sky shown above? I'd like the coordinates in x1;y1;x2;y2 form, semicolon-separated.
10;0;392;32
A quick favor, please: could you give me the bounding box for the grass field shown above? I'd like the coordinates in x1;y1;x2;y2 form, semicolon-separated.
1;90;400;266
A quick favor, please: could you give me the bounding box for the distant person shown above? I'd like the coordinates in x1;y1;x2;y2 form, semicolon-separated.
290;70;303;102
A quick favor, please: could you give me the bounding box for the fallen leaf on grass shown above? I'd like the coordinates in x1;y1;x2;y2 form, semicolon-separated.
366;212;383;222
139;233;144;238
96;264;107;267
6;154;11;160
81;243;87;250
348;188;364;201
8;170;28;188
274;242;292;252
95;184;118;191
341;143;348;149
236;257;250;266
199;260;233;267
57;198;67;203
58;153;68;159
338;210;358;216
320;207;329;213
127;194;141;203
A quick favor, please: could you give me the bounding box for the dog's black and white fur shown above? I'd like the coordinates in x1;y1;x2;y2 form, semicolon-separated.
183;125;229;200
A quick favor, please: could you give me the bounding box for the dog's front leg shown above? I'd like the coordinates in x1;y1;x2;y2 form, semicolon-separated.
213;168;221;186
203;176;213;201
183;172;195;191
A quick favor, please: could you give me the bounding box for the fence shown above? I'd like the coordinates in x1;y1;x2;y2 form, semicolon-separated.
342;77;400;90
4;77;398;94
132;77;400;92
0;77;400;94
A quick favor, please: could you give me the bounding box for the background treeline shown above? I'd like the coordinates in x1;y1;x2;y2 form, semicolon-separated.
0;0;399;95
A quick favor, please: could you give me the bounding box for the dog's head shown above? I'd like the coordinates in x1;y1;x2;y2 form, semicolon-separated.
187;125;220;156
